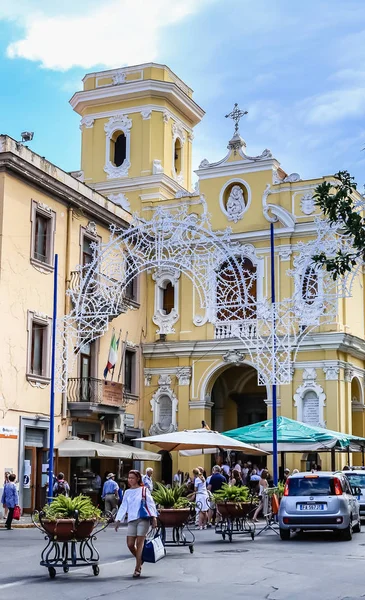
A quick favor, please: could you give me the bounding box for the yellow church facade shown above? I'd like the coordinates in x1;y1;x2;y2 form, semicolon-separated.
1;62;365;510
72;62;365;480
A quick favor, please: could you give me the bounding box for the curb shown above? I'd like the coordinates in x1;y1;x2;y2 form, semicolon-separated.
0;523;35;529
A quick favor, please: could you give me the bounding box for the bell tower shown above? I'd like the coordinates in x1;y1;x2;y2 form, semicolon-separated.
70;63;205;211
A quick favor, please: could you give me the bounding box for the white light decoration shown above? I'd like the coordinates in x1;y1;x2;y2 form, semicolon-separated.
56;198;362;392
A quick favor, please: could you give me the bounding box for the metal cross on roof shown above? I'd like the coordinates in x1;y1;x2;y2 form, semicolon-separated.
225;103;248;135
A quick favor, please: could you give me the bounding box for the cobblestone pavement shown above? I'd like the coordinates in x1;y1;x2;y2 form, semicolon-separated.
1;524;365;599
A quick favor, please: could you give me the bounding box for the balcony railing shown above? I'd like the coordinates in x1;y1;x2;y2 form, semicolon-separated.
67;377;136;408
214;320;257;340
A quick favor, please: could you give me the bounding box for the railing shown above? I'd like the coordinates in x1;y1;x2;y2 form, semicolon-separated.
214;320;257;339
68;377;103;403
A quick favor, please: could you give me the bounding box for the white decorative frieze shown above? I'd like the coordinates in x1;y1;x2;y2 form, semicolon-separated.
86;221;98;237
300;192;316;215
222;350;246;364
108;193;131;211
323;366;340;381
344;367;354;383
176;368;191;386
141;109;152;120
145;373;152;387
278;248;292;261
162;111;169;124
112;71;126;85
80;116;95;130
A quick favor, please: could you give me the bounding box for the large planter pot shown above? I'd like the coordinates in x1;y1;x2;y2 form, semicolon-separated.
158;508;191;528
41;518;96;541
216;502;254;519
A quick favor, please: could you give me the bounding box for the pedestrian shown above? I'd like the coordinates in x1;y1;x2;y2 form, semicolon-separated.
229;469;243;487
283;468;290;483
2;472;10;519
241;462;249;485
115;470;158;578
102;473;119;517
142;468;154;491
1;473;19;530
173;469;183;487
207;466;226;526
193;467;209;530
233;460;242;474
221;460;230;481
53;472;70;497
249;468;261;494
253;469;269;522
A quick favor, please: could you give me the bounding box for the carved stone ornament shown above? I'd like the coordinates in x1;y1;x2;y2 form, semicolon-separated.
226;185;246;223
294;382;326;427
104;114;132;179
172;122;186;144
112;71;126;85
144;372;152;387
149;383;178;436
86;221;98;237
188;132;194;142
199;158;210;169
282;173;301;183
223;350;246;364
104;114;132;138
278;248;292;261
37;201;52;213
162;111;169;124
344;367;354;383
177;368;191;386
152;159;164;175
242;148;273;161
80;116;95;130
300;192;316;215
303;367;317;382
108;193;131;211
158;374;172;390
141;109;152;120
34;310;49;321
153;308;179;335
228;133;245;153
323;366;340;381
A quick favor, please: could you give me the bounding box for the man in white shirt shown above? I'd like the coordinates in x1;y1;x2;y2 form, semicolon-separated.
142;468;154;491
173;470;183;486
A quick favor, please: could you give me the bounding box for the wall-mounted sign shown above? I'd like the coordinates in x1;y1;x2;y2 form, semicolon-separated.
124;413;135;428
0;426;18;439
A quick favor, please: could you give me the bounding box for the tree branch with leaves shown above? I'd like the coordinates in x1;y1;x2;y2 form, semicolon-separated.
313;170;364;279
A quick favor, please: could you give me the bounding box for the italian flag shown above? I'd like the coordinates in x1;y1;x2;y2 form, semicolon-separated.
103;332;119;378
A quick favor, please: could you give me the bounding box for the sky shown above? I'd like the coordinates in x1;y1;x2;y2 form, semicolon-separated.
1;0;365;187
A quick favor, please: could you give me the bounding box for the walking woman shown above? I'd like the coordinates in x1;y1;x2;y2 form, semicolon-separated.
115;470;157;578
193;467;209;530
253;469;269;522
1;473;19;530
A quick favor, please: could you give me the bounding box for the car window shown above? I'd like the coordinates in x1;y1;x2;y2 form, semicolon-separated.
287;477;335;496
345;473;365;488
341;477;351;494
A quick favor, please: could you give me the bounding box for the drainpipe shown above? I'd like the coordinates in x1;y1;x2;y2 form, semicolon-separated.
62;206;73;420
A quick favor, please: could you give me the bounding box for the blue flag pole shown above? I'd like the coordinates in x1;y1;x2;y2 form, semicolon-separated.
270;223;278;486
48;253;58;502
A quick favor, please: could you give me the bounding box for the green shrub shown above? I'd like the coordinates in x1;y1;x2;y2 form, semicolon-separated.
42;494;101;521
213;484;251;503
152;483;193;509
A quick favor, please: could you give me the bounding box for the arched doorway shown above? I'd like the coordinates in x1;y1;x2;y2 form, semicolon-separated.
159;450;173;485
211;364;267;433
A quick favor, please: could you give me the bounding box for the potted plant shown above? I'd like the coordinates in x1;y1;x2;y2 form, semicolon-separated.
152;483;194;528
39;495;102;541
214;484;257;518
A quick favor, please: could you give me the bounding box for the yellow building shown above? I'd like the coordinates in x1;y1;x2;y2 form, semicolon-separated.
1;62;365;508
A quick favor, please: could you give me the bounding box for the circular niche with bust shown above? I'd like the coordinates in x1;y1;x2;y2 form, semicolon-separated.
220;180;250;223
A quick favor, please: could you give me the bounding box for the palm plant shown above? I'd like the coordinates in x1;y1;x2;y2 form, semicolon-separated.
152;483;193;509
213;484;251;503
41;495;102;521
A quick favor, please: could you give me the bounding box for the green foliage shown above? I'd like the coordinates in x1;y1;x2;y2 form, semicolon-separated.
42;494;101;521
213;483;251;503
313;170;364;278
152;482;192;509
266;482;285;498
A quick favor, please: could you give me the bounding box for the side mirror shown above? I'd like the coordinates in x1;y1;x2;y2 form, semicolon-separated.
352;486;362;496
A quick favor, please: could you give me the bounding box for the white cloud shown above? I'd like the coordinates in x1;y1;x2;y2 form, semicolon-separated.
301;88;365;126
3;0;214;71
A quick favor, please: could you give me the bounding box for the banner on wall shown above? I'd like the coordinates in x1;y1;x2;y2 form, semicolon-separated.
23;460;31;488
0;426;18;439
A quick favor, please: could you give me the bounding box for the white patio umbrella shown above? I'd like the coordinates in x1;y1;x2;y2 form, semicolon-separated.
57;437;161;461
134;428;267;456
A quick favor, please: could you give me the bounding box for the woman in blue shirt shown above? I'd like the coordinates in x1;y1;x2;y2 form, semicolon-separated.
1;473;19;530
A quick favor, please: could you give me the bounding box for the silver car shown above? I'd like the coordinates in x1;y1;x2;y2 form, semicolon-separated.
341;470;365;518
278;471;361;541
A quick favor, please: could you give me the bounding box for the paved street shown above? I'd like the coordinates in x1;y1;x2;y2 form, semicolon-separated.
1;524;365;599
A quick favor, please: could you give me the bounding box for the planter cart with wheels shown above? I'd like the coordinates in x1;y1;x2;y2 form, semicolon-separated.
158;508;195;554
32;510;111;579
215;500;256;543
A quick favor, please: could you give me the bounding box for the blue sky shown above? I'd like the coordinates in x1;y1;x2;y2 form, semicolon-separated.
1;0;365;187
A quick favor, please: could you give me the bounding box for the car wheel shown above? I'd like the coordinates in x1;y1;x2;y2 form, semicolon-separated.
353;519;361;534
341;521;353;541
279;528;290;541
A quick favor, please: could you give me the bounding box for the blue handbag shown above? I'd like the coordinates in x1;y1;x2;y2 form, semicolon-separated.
138;486;151;519
142;529;166;563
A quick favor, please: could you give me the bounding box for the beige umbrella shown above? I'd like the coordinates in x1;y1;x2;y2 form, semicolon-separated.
57;438;161;461
134;428;267;455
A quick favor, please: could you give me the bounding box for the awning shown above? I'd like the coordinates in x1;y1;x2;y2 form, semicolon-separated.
56;438;161;461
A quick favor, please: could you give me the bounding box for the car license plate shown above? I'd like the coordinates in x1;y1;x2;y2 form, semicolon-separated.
298;504;325;510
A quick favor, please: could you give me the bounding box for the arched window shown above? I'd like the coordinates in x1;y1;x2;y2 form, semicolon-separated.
162;281;174;314
217;257;257;321
301;267;318;305
174;139;182;175
112;132;126;167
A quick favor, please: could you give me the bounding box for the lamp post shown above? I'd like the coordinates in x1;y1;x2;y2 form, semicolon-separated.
48;254;58;501
270;223;278;486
